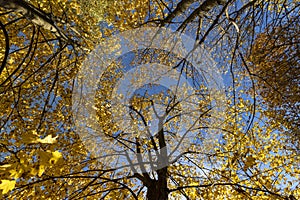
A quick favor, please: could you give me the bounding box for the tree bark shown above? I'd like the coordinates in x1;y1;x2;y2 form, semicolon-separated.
0;0;68;41
146;173;168;200
146;118;169;200
162;0;228;28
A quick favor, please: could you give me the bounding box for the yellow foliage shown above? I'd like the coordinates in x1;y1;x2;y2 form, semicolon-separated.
0;0;298;199
0;180;16;194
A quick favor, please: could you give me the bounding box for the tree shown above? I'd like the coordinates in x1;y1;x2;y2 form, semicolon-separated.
247;16;300;148
0;0;299;199
0;0;102;198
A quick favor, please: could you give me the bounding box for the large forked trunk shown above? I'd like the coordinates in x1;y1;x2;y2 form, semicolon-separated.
146;119;169;200
146;167;168;200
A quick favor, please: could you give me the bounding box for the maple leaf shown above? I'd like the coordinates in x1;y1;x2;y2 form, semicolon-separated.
35;135;58;144
0;180;16;194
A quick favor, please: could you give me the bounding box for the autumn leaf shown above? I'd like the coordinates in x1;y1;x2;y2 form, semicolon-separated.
21;132;38;144
30;167;38;176
0;180;16;194
9;169;23;179
35;135;58;144
38;165;45;177
244;155;256;170
0;164;11;169
49;151;63;165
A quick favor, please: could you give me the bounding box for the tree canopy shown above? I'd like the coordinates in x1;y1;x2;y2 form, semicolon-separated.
0;0;299;199
248;16;299;148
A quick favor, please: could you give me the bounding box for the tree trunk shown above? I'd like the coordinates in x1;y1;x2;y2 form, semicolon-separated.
146;119;169;200
146;174;169;200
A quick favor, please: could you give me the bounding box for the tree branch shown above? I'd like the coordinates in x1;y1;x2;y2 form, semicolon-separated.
0;0;71;41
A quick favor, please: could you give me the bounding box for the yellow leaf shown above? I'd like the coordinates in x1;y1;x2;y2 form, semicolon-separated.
0;180;16;194
244;155;256;170
37;150;52;165
21;132;38;144
9;169;23;179
36;135;58;144
0;164;11;168
30;168;38;176
49;151;62;165
38;165;45;177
